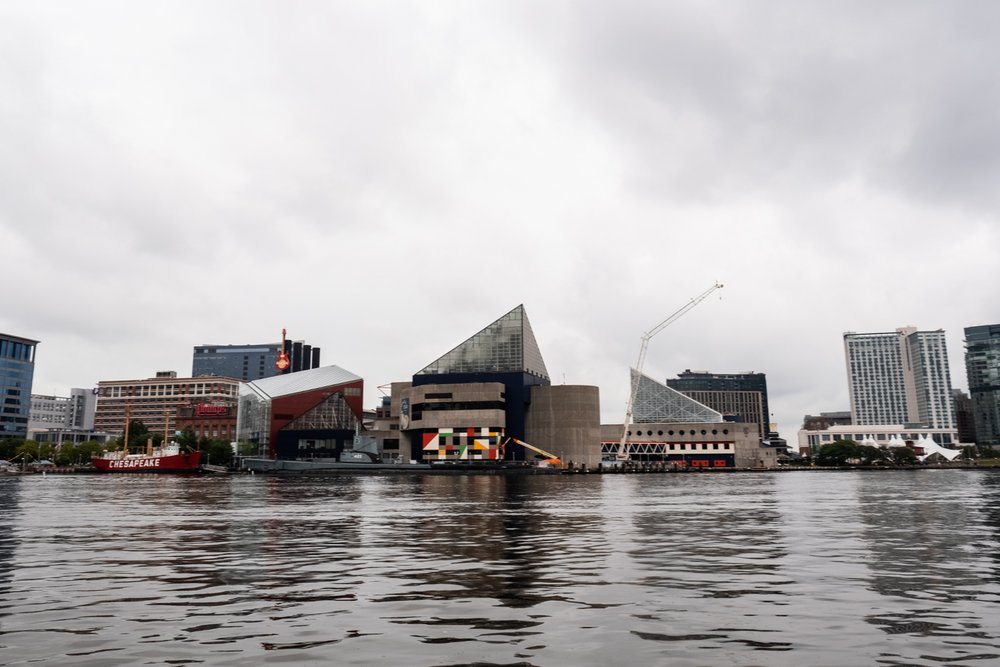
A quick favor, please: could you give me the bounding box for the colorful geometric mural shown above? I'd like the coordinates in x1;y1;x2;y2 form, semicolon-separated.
421;427;505;460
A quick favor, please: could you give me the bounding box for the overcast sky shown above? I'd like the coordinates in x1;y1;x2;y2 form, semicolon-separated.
3;1;999;435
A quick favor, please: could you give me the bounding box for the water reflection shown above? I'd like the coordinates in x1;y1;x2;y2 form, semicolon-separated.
856;471;1000;665
976;471;1000;583
4;472;1000;666
0;477;20;622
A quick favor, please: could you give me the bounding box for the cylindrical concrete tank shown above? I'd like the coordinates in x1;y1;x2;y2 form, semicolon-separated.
525;385;601;468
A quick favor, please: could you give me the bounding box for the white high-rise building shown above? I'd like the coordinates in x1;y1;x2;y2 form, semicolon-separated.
844;327;955;429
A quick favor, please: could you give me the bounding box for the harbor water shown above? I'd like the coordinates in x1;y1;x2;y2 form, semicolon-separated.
2;470;1000;666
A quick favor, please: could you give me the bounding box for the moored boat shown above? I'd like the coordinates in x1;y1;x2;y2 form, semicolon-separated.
92;444;202;473
93;405;202;473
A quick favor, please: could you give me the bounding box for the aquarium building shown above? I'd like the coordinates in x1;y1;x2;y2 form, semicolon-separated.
393;305;602;467
236;365;364;460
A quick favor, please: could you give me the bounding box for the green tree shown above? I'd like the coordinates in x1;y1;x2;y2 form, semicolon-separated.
176;428;198;450
816;439;862;466
115;420;150;451
237;440;258;456
198;437;234;468
53;442;75;466
73;440;106;465
885;446;918;465
15;441;53;463
0;438;21;460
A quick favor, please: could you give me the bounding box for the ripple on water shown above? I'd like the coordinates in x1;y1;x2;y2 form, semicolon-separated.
2;471;1000;665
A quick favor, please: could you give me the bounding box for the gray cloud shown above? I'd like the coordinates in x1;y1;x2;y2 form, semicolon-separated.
2;1;998;435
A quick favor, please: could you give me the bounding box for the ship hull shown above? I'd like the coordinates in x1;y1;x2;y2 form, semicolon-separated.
91;452;202;473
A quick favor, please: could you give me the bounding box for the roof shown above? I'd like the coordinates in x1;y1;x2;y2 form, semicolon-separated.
0;333;40;345
632;369;722;423
415;304;550;380
243;365;362;399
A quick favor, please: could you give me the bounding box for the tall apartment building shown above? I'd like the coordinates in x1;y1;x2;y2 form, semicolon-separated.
0;333;38;440
965;324;1000;445
844;327;954;429
666;370;772;440
95;371;240;437
192;337;320;381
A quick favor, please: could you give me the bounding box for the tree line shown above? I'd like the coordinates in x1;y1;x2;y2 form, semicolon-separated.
0;419;235;468
813;439;980;466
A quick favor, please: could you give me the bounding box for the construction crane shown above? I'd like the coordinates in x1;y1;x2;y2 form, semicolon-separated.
617;282;724;461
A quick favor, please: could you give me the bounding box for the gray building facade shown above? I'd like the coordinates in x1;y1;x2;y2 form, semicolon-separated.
666;369;772;440
29;388;97;434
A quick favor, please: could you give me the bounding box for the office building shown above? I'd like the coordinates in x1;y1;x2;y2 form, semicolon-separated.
192;336;320;381
953;389;978;446
666;369;772;440
95;371;240;437
965;324;1000;445
28;388;100;444
175;403;238;443
0;333;38;440
844;327;955;429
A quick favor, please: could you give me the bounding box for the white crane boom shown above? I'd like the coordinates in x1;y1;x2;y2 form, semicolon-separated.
617;282;724;461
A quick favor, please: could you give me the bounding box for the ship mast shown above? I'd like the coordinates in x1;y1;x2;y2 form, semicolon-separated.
122;404;131;459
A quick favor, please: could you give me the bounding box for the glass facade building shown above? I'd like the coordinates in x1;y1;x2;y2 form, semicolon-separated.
193;339;321;381
965;324;1000;445
0;333;39;440
631;370;722;424
417;305;549;380
409;305;551;461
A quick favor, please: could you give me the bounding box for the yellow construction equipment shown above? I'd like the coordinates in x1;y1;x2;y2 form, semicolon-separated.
505;437;561;467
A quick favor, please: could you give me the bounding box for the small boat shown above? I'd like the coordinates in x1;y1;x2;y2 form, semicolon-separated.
92;443;202;473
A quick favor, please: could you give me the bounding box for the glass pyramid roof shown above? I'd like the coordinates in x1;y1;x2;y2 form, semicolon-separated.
631;369;722;423
417;305;550;380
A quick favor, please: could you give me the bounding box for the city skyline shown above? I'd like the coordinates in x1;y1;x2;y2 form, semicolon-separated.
10;320;994;440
